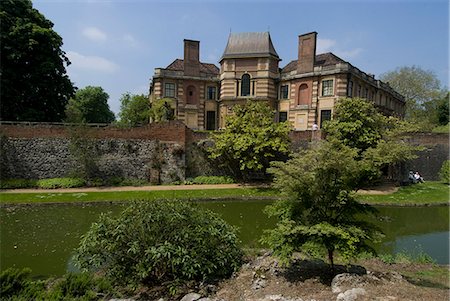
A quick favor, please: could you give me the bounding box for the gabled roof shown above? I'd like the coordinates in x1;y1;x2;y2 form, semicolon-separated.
166;59;219;75
221;32;280;61
281;52;347;73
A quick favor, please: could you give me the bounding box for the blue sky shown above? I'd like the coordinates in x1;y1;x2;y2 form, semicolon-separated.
34;0;449;115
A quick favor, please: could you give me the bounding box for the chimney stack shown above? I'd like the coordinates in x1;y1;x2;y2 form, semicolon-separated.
297;32;317;74
184;39;200;76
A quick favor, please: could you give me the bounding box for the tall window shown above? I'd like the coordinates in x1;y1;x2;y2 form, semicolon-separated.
207;86;216;100
364;88;369;99
280;85;289;99
320;109;332;128
279;111;288;122
241;74;250;96
347;81;353;97
165;83;175;98
206;111;216;130
322;80;334;96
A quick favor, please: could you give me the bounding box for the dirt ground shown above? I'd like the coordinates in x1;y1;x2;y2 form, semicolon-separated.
210;253;449;301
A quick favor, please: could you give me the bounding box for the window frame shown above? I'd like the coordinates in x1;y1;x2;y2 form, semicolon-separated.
280;84;289;99
279;111;288;122
164;83;176;98
320;109;332;128
241;74;251;96
321;79;334;97
207;86;217;100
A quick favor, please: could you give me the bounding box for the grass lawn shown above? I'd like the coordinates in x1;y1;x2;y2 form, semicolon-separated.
0;187;279;204
358;181;449;205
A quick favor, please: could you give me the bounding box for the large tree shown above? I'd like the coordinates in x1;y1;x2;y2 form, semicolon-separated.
117;93;151;127
65;86;115;123
208;101;291;180
0;0;75;121
380;66;444;123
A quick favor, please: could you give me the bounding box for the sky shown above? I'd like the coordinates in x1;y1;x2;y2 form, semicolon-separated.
33;0;449;116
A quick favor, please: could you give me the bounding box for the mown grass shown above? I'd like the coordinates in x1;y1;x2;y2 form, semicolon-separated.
0;187;279;204
357;181;449;205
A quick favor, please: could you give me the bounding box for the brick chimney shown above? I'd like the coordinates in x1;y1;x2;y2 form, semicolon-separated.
184;39;200;77
297;32;317;74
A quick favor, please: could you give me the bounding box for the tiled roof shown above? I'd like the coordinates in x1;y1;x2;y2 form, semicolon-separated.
281;52;347;73
221;32;279;60
166;59;219;75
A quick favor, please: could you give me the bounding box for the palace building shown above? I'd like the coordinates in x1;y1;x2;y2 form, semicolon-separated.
149;32;405;131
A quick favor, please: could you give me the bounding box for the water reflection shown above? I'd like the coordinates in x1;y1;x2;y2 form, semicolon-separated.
0;201;448;277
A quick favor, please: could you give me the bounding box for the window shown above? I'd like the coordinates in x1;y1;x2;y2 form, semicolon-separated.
322;80;334;96
207;86;216;100
241;74;250;96
186;85;196;104
279;111;288;122
298;83;309;105
206;111;216;130
164;83;175;98
357;85;361;97
364;88;368;99
320;110;332;128
347;81;353;97
280;85;289;99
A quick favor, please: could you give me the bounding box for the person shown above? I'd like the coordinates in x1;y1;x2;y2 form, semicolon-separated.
312;123;319;131
408;171;416;184
414;171;424;183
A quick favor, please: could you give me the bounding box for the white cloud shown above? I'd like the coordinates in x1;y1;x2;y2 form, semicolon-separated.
82;27;107;42
67;51;119;73
317;38;336;53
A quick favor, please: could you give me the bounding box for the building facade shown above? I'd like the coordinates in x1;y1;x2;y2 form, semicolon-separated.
150;32;405;130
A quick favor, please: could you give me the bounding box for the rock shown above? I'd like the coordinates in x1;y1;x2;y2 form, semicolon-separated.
251;278;267;290
198;298;212;301
180;293;202;301
336;288;366;301
332;273;361;293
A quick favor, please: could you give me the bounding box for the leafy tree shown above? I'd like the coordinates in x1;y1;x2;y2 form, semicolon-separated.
208;101;291;180
118;92;150;127
439;160;450;184
436;92;449;126
65;86;115;123
262;141;380;269
149;97;175;123
74;200;242;289
380;66;444;123
0;0;75;121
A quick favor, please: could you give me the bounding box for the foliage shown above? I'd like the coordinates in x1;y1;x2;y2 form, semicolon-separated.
324;97;421;185
432;123;449;133
208;101;291;180
118;92;151;127
149;98;175;123
0;0;75;122
380;66;444;124
436;92;449;125
68;126;99;180
439;160;450;184
0;179;37;189
191;176;235;184
36;177;86;189
74;200;243;288
262;141;381;268
65;86;115;123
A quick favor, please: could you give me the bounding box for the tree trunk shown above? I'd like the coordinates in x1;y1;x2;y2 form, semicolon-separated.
328;249;334;271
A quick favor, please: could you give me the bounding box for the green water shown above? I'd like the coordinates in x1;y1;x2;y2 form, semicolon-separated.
0;201;448;277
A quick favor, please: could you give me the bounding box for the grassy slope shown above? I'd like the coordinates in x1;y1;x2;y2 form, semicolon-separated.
0;182;448;205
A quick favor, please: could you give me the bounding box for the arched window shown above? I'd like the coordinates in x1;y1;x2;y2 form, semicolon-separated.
186;85;196;105
298;83;309;105
241;74;250;96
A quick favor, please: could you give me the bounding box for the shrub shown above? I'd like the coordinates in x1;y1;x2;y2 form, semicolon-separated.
36;177;86;189
192;176;235;184
439;160;450;184
0;179;37;189
74;200;243;288
0;268;46;299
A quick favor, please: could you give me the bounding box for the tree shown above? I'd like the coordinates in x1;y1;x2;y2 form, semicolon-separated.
117;93;151;126
262;141;380;269
380;66;444;123
436;92;449;126
324;97;421;184
0;0;75;121
74;200;242;288
65;86;115;123
208;101;291;180
149;97;175;123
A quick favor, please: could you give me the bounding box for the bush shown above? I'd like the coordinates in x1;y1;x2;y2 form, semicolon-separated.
74;200;243;288
0;179;37;189
192;176;235;184
0;268;46;299
439;160;450;184
36;177;86;189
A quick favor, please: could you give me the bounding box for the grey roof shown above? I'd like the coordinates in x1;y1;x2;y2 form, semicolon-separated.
221;32;280;61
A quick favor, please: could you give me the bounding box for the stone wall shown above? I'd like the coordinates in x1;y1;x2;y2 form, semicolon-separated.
0;122;187;183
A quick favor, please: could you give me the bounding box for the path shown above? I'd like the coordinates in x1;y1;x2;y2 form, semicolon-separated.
0;183;398;195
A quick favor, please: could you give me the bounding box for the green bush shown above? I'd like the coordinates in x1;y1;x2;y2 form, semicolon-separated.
36;178;86;189
74;200;243;288
0;268;46;299
191;176;235;184
439;160;450;184
0;179;37;189
432;123;450;133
